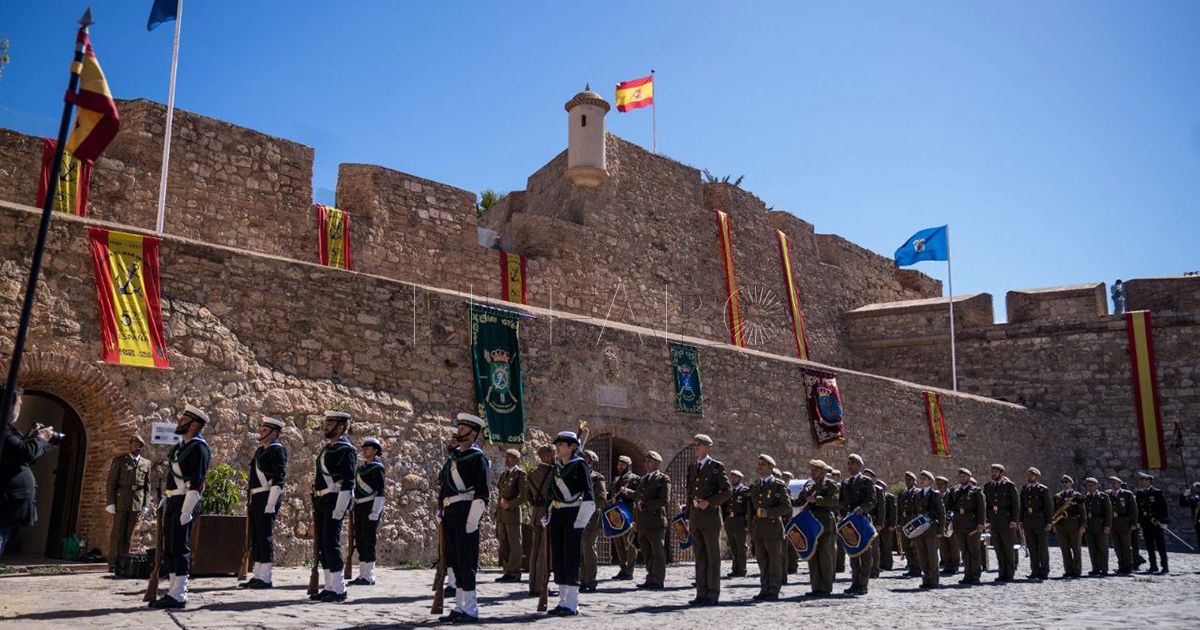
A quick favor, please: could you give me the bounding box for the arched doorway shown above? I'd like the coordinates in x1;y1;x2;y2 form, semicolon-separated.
665;444;695;564
10;391;88;559
586;433;646;565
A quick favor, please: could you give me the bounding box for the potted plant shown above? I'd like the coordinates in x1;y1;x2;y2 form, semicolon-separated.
189;464;249;575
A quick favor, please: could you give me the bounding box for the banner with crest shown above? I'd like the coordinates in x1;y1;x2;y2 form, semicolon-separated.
470;304;525;444
923;391;952;457
668;341;704;414
88;228;170;368
38;138;91;216
808;375;845;445
316;204;353;270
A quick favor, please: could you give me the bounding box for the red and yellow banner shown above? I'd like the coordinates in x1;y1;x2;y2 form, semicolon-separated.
88;228;169;368
1125;310;1166;469
37;138;91;216
923;391;951;458
316;204;353;270
500;251;527;304
615;75;654;112
715;210;745;347
776;230;811;360
65;28;119;164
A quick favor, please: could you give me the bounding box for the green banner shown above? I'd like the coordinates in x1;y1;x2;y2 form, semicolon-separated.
470;304;525;444
669;341;703;414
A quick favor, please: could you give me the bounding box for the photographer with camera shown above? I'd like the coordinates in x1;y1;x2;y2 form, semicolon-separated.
0;384;58;557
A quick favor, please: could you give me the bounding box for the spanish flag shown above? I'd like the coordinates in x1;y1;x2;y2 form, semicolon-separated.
88;228;170;368
500;251;527;304
776;230;811;360
923;391;951;458
316;204;353;270
1125;311;1167;468
715;210;745;347
65;28;119;164
615;75;654;112
37;138;91;216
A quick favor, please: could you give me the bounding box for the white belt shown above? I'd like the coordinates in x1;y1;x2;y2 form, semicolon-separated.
442;492;474;507
354;496;375;504
315;488;337;497
553;500;582;509
250;486;271;495
165;488;188;497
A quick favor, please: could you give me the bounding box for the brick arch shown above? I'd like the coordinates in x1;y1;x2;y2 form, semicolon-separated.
15;351;137;555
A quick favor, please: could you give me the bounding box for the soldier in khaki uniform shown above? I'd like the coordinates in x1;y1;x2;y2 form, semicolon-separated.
608;455;640;580
494;448;527;583
1082;477;1112;576
634;450;670;590
106;435;152;571
523;445;554;596
983;464;1020;582
1019;467;1054;580
862;469;883;578
1107;475;1139;574
798;459;840;597
1054;475;1085;578
839;454;878;595
685;434;731;605
876;480;897;572
898;471;921;576
914;471;945;588
950;468;987;584
723;469;752;578
750;454;790;601
780;471;799;579
580;450;607;592
935;476;959;575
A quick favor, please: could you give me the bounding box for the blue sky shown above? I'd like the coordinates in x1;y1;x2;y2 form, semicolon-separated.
2;1;1197;321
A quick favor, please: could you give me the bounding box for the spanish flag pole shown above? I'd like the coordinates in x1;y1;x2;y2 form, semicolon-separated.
1;8;118;454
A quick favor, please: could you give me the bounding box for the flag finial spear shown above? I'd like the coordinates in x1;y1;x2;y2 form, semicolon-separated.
585;83;591;91
80;7;94;27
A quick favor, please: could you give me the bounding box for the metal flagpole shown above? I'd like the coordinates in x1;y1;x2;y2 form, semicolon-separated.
154;0;184;234
1;9;91;465
946;224;958;391
650;69;656;154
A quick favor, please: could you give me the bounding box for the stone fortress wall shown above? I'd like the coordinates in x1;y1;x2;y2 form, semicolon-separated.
0;91;1196;560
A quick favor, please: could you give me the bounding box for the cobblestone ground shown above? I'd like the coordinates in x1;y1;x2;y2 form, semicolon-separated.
2;549;1198;629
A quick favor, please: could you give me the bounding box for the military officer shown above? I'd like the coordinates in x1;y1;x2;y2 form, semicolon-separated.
106;434;151;572
913;471;945;588
524;445;555;597
240;417;287;589
876;479;898;572
349;437;386;586
983;464;1020;582
831;468;846;574
796;459;840;597
150;405;211;610
971;476;990;572
311;410;356;603
750;454;791;601
546;432;595;617
437;413;490;623
1019;467;1054;580
634;450;670;590
1107;475;1139;575
580;449;607;593
933;476;958;575
685;434;731;605
724;469;752;578
951;468;986;584
1135;471;1170;574
840;454;878;595
608;455;640;580
1053;475;1085;578
780;470;799;578
899;471;921;577
1180;482;1200;557
493;448;527;583
862;469;883;578
1082;477;1112;576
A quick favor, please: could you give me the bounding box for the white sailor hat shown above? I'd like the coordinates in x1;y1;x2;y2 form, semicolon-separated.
455;412;485;431
182;404;209;424
553;431;580;446
362;437;383;451
324;410;351;423
261;417;285;431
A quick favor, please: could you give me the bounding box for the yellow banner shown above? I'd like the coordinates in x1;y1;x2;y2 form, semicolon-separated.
89;229;170;368
776;230;810;360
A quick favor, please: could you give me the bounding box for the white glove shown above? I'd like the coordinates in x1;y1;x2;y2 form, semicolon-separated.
369;496;384;521
540;515;550;528
332;490;352;520
180;490;200;526
159;496;166;511
106;504;116;515
574;501;596;529
466;499;485;534
265;486;282;514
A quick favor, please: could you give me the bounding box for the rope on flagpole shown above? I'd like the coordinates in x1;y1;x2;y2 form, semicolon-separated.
154;0;184;234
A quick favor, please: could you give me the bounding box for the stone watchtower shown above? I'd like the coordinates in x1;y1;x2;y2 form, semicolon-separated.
564;84;610;188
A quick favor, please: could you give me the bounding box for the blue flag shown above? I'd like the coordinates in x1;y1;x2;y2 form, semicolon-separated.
894;225;949;266
147;0;178;31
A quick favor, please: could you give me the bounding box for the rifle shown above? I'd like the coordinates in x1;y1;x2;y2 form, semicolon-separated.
308;494;321;597
143;477;164;603
537;511;550;612
431;516;447;615
238;483;250;581
344;506;355;579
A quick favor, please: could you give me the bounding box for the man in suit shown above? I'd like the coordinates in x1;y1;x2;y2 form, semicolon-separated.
634;450;670;590
0;385;55;558
106;435;152;571
685;434;731;605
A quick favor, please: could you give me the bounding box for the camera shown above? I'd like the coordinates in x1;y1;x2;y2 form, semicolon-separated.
30;422;66;446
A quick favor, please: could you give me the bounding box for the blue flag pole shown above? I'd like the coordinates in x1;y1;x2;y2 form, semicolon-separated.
946;224;957;391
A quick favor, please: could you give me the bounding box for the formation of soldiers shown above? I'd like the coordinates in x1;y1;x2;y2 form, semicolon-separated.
138;406;1186;622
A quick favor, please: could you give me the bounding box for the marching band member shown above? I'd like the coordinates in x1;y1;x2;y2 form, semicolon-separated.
724;469;752;578
685;434;731;606
609;456;641;580
437;413;489;623
1020;467;1053;580
1082;477;1112;576
799;459;840;597
1107;475;1139;575
951;468;987;585
546;431;595;616
634;451;670;590
839;454;877;595
750;455;790;601
914;470;945;589
983;464;1020;582
1053;475;1085;578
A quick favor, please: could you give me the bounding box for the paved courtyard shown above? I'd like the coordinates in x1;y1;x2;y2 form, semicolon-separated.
2;549;1199;629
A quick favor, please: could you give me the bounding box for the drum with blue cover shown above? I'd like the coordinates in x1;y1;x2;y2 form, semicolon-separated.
786;509;825;561
602;502;634;539
836;512;877;558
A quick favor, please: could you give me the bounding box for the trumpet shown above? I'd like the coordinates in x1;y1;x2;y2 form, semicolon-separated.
1050;497;1077;526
